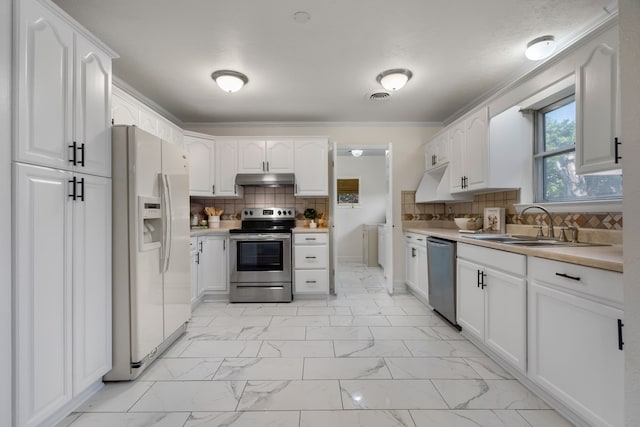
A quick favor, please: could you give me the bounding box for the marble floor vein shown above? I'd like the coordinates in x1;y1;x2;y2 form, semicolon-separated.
58;262;574;427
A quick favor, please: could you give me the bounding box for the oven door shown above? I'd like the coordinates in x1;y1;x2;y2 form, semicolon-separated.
229;233;292;285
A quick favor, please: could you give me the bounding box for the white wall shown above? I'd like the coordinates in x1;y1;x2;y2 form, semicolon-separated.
186;124;441;285
1;0;12;423
621;1;640;425
335;155;386;263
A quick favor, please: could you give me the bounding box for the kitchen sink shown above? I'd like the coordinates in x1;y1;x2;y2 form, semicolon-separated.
462;234;609;247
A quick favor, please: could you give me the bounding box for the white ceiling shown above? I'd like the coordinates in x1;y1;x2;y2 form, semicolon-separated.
53;0;616;125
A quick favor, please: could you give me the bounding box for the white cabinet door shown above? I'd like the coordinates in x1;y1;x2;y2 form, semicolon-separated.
238;138;266;173
464;108;488;190
528;281;624;427
266;139;294;173
15;163;73;427
378;225;385;269
416;240;428;301
111;93;139;126
404;240;416;288
185;136;215;197
72;173;112;392
74;36;112;178
484;267;526;371
215;139;241;197
197;236;228;293
190;238;199;303
456;258;484;340
16;0;74;171
448;124;465;193
576;28;620;174
294;138;328;196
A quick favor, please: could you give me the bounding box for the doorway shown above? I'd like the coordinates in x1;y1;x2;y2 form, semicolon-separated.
330;144;394;295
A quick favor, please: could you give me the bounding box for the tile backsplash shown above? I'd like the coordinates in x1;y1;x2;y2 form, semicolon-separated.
402;190;623;230
191;186;329;220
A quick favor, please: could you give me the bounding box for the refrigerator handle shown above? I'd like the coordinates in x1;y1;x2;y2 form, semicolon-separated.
162;174;173;273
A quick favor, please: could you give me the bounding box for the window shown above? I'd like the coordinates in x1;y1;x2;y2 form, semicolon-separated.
337;178;359;205
535;96;622;202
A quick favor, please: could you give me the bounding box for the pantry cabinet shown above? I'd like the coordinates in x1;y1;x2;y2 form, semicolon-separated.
16;0;113;178
238;138;294;174
403;233;428;301
185;133;216;197
528;257;623;427
294;138;329;196
196;235;228;295
14;163;112;427
457;243;527;371
575;27;621;174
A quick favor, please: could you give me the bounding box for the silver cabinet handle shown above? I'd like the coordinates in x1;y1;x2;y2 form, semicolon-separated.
305;256;317;259
306;280;317;284
305;237;317;241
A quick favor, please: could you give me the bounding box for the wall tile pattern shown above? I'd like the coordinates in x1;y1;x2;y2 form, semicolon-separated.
402;190;623;230
192;187;329;221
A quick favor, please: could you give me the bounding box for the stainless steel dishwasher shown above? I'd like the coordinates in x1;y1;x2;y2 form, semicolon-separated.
427;236;459;328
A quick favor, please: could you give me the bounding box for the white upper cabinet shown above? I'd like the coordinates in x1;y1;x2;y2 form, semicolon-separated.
575;27;621;174
111;86;184;146
16;0;114;178
111;92;139;126
74;36;112;177
294;138;329;196
425;132;449;171
215;138;243;197
238;138;294;174
185;133;215;197
16;0;74;172
449;106;530;194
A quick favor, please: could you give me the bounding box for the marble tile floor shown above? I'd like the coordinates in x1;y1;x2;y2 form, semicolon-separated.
58;263;574;427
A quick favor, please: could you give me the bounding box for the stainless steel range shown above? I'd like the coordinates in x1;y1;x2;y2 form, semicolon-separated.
229;207;295;303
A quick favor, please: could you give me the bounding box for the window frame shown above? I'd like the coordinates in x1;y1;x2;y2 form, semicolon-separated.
336;177;361;208
533;94;623;203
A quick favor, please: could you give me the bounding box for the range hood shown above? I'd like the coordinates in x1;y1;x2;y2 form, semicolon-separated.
235;173;295;187
415;165;473;203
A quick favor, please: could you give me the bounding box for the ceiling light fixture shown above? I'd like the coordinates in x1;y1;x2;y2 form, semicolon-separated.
211;70;249;93
525;35;556;61
376;68;413;91
350;149;363;157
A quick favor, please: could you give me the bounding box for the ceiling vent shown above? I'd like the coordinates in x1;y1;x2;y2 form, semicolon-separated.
368;90;391;101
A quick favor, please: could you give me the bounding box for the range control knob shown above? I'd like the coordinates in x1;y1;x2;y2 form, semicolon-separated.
278;210;282;215
250;210;253;215
244;210;248;216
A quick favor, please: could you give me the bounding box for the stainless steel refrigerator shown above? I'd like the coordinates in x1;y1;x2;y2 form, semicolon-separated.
106;125;190;381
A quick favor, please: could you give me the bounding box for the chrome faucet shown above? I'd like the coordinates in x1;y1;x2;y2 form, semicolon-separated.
518;204;555;239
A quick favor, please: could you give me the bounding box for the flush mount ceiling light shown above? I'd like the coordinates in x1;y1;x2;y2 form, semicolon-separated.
376;68;413;91
350;149;364;157
525;35;556;61
211;70;249;93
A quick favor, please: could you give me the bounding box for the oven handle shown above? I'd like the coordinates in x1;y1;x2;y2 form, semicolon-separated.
229;234;291;241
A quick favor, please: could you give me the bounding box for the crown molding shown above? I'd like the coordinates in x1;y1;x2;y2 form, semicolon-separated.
183;121;442;129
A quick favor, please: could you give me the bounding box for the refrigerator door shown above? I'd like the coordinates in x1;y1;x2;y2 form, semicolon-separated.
161;141;191;338
130;127;164;363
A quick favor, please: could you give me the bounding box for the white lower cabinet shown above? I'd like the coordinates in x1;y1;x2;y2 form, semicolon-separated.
14;163;111;427
294;233;329;295
195;235;228;296
457;243;526;371
528;257;623;427
403;233;428;301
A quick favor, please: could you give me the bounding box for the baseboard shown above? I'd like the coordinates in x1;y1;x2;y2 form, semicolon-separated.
42;379;103;427
392;280;408;294
461;331;592;427
338;256;363;264
404;284;431;308
202;292;230;302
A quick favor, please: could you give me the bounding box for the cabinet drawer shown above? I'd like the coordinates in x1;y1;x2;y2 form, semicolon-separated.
295;245;328;269
294;233;328;245
458;243;526;276
295;270;329;293
528;257;622;306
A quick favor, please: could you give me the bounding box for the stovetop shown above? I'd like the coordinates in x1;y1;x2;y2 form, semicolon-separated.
229;207;296;234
